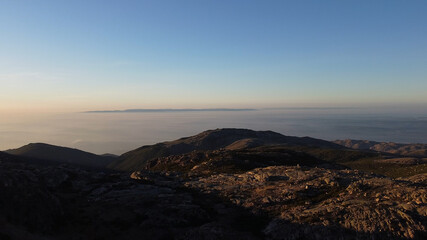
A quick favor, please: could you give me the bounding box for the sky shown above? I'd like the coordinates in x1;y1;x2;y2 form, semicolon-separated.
1;0;427;113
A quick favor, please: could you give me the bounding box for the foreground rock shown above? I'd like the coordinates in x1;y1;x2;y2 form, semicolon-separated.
182;166;427;239
0;156;261;240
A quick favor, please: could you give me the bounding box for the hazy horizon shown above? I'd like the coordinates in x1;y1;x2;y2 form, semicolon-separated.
1;1;427;154
1;1;427;113
2;106;427;155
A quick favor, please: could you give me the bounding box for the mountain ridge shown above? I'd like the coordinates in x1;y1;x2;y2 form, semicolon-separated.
110;128;345;171
334;139;427;157
1;129;427;239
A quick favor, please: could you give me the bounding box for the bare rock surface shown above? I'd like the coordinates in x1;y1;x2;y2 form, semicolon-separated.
2;150;427;239
184;166;427;239
0;156;261;240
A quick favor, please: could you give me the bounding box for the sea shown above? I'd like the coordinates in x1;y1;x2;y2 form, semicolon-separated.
1;107;427;155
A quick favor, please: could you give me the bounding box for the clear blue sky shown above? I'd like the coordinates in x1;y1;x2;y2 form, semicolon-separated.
1;0;426;112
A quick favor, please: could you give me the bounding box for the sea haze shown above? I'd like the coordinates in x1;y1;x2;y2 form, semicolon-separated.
1;107;427;155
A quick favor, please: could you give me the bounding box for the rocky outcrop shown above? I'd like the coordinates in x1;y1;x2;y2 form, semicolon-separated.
184;166;427;239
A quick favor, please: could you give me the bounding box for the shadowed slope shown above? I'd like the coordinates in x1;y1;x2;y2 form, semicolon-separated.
6;143;115;168
109;128;344;171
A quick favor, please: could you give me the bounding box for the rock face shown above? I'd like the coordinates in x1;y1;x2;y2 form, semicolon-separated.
109;128;344;171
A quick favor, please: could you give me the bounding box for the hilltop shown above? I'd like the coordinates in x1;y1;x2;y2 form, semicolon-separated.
6;143;115;168
110;128;343;171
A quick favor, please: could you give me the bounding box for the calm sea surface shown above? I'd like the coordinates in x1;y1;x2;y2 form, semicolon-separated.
1;108;427;155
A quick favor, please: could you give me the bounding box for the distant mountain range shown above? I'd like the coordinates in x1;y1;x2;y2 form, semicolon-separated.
3;129;427;177
334;139;427;157
5;143;115;168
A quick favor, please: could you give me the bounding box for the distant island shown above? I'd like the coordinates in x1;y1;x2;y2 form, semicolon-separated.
85;108;257;113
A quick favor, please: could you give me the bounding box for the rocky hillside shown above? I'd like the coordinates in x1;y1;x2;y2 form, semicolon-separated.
179;166;427;239
6;143;115;168
0;151;267;240
111;127;427;179
333;140;427;178
2;150;426;239
110;128;344;171
2;130;427;239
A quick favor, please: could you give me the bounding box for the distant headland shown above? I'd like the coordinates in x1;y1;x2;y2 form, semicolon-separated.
84;108;257;113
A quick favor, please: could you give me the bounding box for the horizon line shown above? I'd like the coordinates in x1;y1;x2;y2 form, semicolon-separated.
83;107;363;113
84;108;258;113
